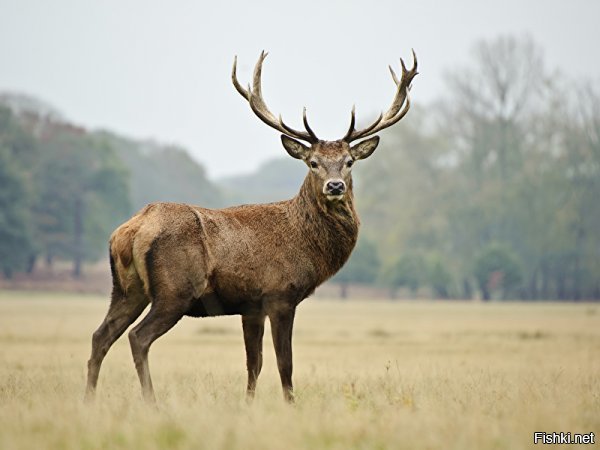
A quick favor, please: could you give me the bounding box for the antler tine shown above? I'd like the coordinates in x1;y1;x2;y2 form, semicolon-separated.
344;50;418;143
388;65;400;86
232;56;250;101
250;51;269;107
343;107;385;143
343;105;356;141
303;107;319;142
411;48;418;71
232;52;319;143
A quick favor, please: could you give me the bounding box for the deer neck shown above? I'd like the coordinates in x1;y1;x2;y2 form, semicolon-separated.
290;174;360;280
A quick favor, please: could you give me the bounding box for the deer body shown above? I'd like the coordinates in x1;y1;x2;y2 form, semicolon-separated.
85;51;417;403
113;177;358;318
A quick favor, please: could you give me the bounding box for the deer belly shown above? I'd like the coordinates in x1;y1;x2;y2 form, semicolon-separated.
185;293;249;317
207;262;317;307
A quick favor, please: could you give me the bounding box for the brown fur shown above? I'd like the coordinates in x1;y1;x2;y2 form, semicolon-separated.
85;139;368;403
85;51;416;403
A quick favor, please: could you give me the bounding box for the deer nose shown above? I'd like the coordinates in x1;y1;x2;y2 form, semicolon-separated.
326;180;346;195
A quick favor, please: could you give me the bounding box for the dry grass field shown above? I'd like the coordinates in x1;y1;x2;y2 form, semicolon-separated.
0;291;598;450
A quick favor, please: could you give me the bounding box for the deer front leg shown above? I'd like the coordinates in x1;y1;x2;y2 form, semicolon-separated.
269;306;296;403
242;313;266;400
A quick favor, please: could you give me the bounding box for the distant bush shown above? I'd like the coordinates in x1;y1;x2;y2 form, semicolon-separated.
427;256;454;299
382;253;427;299
474;244;523;300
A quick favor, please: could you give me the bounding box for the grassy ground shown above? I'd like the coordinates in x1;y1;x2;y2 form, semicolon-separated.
0;291;598;450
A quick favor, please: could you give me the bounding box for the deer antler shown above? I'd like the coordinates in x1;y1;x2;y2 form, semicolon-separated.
232;51;319;144
343;50;418;143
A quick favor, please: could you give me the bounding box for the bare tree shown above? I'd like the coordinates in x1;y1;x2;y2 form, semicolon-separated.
442;35;549;181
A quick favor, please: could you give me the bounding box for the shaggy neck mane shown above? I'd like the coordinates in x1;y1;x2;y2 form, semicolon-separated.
289;174;360;282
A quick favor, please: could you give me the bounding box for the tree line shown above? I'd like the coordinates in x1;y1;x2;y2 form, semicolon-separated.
0;35;598;300
0;95;222;278
340;35;600;300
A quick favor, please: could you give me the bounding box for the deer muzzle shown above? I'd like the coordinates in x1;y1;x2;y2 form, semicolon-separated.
324;179;346;199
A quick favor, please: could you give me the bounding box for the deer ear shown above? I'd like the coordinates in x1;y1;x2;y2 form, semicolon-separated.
281;135;311;160
350;136;380;160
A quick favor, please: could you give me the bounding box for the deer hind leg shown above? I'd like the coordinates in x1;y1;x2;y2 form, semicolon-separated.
85;289;149;401
268;306;296;403
242;313;266;400
128;303;185;402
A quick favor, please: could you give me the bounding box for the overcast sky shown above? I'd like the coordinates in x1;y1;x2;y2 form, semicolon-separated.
1;0;599;178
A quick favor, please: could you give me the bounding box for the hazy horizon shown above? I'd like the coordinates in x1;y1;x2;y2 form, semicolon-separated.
1;0;599;177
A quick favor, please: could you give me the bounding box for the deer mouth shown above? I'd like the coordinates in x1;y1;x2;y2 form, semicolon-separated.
326;194;345;201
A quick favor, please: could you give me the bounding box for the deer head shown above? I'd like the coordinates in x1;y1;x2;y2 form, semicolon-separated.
232;51;418;202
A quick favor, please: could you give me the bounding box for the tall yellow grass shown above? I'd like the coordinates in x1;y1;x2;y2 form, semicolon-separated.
0;291;598;449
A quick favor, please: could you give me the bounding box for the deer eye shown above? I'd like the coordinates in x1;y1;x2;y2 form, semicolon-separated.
346;159;354;168
310;160;318;169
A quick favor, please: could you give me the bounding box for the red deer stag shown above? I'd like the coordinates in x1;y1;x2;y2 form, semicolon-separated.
85;50;418;403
